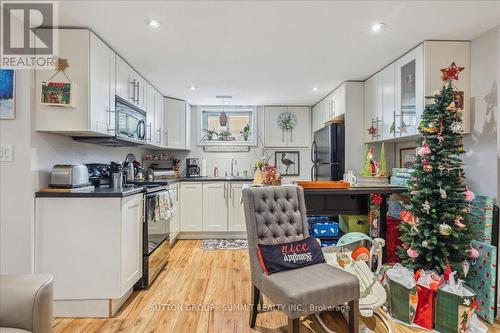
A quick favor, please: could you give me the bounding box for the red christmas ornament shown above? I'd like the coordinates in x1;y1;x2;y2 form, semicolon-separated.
367;126;376;135
371;194;383;205
444;259;452;281
440;62;465;81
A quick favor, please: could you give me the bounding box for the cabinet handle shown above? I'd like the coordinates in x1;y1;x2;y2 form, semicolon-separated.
135;82;140;104
223;183;226;199
129;79;136;101
106;106;116;132
156;128;161;144
147;123;152;142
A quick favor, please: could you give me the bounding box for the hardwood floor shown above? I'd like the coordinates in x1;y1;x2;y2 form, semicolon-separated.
53;240;499;333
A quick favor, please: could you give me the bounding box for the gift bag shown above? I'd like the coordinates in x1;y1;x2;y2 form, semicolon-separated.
385;216;401;264
413;270;443;330
469;240;497;324
435;283;476;333
386;264;418;324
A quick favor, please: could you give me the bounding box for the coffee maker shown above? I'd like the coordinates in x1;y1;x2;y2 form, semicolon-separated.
186;158;201;177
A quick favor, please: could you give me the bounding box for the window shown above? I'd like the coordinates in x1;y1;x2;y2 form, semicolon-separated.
199;107;256;145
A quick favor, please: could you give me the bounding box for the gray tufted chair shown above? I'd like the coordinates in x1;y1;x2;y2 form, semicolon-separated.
243;186;360;333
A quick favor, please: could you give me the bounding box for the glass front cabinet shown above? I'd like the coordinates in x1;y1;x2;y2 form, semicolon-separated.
394;44;423;137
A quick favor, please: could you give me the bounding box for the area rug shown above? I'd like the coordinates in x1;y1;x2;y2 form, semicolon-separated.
200;239;248;250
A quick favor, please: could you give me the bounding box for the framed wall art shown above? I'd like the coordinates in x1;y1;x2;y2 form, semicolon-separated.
0;69;15;119
275;151;300;176
399;147;416;168
40;81;76;107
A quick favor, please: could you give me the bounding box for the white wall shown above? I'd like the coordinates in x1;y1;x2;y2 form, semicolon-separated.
0;70;34;274
172;105;313;181
462;24;500;314
463;26;499;198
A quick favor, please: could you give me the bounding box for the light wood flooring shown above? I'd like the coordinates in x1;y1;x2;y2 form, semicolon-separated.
53;240;500;333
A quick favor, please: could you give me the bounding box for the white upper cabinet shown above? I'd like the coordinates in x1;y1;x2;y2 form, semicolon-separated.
164;97;190;150
36;29;116;136
154;90;164;147
115;55;133;102
363;41;469;142
145;82;156;145
381;64;396;140
394;44;423;137
264;106;311;148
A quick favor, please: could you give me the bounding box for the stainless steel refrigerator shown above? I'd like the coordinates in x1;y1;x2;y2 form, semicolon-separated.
310;123;345;181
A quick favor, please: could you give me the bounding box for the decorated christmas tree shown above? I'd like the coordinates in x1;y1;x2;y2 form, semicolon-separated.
398;63;476;277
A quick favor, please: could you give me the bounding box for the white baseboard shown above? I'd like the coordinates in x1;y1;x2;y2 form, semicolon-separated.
177;232;247;240
54;288;133;318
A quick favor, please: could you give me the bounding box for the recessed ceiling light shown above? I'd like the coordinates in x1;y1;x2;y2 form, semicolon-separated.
147;19;161;28
371;22;385;33
312;87;318;92
189;85;197;91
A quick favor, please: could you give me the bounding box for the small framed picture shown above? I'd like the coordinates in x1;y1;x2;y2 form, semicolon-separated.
400;147;416;168
275;151;300;176
40;81;76;107
0;69;15;119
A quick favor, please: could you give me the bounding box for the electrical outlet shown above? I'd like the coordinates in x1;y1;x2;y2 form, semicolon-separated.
0;144;13;162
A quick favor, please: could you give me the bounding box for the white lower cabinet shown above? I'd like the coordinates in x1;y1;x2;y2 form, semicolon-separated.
120;195;143;292
179;182;203;231
35;193;143;317
228;183;249;232
178;181;248;234
202;182;228;231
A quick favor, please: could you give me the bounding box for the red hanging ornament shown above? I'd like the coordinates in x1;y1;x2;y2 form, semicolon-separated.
444;259;452;281
367;126;376;135
440;62;465;81
371;193;383;205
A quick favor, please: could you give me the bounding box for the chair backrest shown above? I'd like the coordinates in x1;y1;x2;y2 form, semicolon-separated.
242;186;309;284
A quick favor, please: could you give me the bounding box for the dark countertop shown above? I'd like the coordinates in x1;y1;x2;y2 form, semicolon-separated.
302;185;408;195
36;185;145;198
35;177;254;198
179;176;253;182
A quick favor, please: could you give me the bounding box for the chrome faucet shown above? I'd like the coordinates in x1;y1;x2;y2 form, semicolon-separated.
230;158;238;177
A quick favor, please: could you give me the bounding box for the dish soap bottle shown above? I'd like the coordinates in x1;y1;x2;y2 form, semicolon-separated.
213;165;219;177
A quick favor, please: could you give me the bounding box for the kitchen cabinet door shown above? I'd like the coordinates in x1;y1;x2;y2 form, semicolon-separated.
164;98;188;149
145;82;155;145
364;74;382;142
170;183;180;243
264;106;288;147
179;183;203;231
286;106;311;147
228;183;249;232
89;32;115;136
381;64;395;140
115;56;133;102
312;104;322;133
264;106;311;148
395;44;423;137
120;194;143;293
154;90;164;147
202;182;228;232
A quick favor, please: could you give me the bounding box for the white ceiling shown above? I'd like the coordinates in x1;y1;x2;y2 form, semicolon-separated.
58;1;500;106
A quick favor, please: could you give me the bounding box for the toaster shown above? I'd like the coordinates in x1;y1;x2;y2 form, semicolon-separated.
50;164;90;188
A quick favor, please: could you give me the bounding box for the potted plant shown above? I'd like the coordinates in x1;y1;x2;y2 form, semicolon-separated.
202;128;218;141
218;129;232;141
240;123;251;141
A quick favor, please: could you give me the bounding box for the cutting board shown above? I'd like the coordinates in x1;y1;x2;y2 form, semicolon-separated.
296;181;350;189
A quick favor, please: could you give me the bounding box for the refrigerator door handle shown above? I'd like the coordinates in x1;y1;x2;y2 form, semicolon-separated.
311;164;317;181
311;141;317;164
